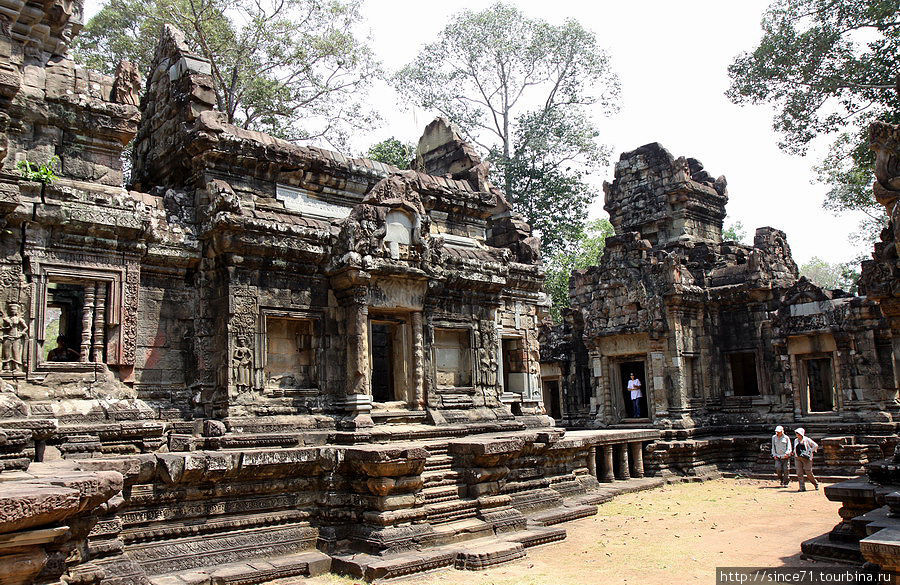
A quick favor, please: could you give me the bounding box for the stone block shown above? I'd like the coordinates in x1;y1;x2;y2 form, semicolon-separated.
0;484;80;533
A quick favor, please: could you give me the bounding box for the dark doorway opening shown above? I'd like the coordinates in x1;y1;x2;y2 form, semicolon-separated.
542;380;561;419
729;352;759;396
619;361;647;419
371;322;395;402
806;357;835;412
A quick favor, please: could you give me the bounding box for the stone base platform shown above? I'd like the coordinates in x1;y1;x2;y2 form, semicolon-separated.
0;425;661;585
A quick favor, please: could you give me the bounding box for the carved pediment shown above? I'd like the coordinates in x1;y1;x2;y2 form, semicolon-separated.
781;277;829;306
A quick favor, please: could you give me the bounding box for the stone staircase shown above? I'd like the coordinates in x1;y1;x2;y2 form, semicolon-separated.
422;441;493;545
801;452;900;574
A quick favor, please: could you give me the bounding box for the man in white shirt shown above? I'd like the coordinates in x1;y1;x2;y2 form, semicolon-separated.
771;425;792;487
627;373;643;418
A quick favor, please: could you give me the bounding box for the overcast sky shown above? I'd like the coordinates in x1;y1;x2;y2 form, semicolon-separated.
83;0;869;266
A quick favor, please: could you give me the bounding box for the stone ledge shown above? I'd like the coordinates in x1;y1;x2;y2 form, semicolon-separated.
148;550;331;585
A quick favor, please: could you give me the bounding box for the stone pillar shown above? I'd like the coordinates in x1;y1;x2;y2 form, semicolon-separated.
80;284;95;362
91;282;106;362
339;286;372;428
347;286;369;398
601;444;615;482
629;441;644;478
615;443;631;480
587;446;597;478
412;311;424;409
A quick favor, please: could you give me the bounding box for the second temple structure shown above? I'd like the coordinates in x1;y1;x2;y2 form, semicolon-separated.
541;142;899;477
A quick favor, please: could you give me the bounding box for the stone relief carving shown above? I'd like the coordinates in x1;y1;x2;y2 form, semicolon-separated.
231;337;253;392
478;318;498;388
112;60;142;106
1;302;27;372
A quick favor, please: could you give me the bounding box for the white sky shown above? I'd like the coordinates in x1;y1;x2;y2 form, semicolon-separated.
83;0;870;265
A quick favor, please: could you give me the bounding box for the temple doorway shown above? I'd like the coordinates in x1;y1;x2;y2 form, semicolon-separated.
542;379;562;419
619;360;647;420
369;313;411;404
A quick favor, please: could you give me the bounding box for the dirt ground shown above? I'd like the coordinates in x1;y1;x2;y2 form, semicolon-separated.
291;478;841;585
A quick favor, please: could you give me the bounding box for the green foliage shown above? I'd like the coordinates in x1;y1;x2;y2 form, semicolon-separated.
73;0;381;148
722;220;748;243
727;0;899;243
365;137;415;169
395;2;619;258
799;255;861;293
544;218;614;322
16;156;60;184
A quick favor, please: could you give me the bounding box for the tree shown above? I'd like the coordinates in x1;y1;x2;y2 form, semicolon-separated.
365;137;415;169
723;220;748;243
800;256;861;293
544;218;614;321
74;0;381;148
394;2;619;257
727;0;899;241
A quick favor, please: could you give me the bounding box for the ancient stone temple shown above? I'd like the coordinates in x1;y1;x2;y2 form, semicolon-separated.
0;5;659;585
541;142;899;476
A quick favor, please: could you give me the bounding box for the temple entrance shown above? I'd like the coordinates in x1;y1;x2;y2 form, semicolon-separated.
369;313;412;405
542;379;561;419
805;357;835;412
370;321;396;402
619;360;647;420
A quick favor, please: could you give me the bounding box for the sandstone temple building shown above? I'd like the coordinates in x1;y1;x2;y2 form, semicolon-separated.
0;1;899;584
0;4;658;585
541;143;899;476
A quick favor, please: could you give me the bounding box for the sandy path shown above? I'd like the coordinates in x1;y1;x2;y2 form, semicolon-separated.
289;478;841;585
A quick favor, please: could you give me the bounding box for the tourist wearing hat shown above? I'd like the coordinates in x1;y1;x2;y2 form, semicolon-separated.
793;428;819;491
771;425;792;486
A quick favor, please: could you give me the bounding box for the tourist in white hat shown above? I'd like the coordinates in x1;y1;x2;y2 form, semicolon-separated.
771;425;792;486
793;428;819;491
